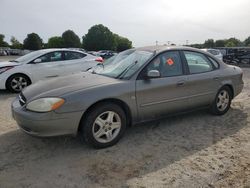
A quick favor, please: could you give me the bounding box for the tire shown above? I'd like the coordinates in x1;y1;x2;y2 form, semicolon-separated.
210;86;233;115
6;74;31;93
81;102;127;148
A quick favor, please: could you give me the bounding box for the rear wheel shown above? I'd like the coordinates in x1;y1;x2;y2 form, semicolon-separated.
81;103;127;148
6;74;31;93
210;86;232;115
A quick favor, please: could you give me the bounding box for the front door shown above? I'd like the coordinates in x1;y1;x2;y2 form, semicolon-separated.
29;51;65;82
136;51;189;121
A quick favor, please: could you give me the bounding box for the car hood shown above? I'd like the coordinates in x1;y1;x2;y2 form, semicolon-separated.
0;61;20;68
22;72;120;101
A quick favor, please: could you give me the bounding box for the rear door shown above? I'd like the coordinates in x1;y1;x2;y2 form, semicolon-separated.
62;51;97;74
136;50;189;121
182;50;221;108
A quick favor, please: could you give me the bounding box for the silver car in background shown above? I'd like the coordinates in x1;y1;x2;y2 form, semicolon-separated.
0;49;103;93
12;46;244;148
202;48;223;61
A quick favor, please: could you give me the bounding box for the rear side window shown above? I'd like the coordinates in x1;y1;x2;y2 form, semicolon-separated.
38;51;63;63
184;51;214;74
208;57;219;69
64;51;86;60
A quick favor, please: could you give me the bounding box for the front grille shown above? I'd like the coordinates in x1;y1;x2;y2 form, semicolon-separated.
19;92;26;106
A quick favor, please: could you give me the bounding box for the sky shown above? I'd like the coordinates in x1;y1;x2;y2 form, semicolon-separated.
0;0;250;47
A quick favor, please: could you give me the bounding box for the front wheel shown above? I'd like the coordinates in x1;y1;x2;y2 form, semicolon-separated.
81;103;127;148
210;86;232;115
6;74;31;93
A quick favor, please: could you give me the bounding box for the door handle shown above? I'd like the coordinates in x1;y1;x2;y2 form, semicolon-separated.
213;77;219;80
46;75;59;78
177;81;185;86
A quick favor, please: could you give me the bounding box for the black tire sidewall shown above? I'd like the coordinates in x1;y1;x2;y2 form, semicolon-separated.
211;86;232;115
82;103;127;148
6;74;30;93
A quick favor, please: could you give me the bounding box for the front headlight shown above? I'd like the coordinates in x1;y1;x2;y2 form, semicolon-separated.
26;98;65;112
0;66;14;74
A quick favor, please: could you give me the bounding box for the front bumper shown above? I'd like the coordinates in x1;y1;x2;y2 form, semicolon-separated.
11;98;83;137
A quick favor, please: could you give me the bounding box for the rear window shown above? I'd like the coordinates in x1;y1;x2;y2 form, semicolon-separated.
208;49;220;56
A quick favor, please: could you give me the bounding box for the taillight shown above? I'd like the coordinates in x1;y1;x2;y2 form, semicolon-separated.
95;57;103;63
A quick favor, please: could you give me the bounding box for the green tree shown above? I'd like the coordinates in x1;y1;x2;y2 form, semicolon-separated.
215;39;226;47
244;36;250;46
225;37;242;47
0;34;9;47
10;36;22;49
188;43;204;49
203;39;214;48
62;30;81;48
82;24;116;51
47;36;64;48
114;34;132;52
23;33;43;50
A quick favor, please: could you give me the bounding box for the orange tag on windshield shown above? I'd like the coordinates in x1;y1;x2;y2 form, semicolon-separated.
166;58;174;66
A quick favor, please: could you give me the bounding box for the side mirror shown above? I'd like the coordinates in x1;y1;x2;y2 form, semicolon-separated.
33;58;42;63
146;70;160;79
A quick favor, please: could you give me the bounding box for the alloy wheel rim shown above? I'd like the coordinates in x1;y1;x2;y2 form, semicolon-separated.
11;77;28;92
216;90;229;111
92;111;121;143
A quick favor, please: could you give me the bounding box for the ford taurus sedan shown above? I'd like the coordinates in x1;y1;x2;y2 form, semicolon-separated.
0;49;103;93
11;46;244;148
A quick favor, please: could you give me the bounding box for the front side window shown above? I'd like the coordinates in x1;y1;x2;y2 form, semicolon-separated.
64;51;86;60
184;51;214;74
36;51;63;63
147;51;183;77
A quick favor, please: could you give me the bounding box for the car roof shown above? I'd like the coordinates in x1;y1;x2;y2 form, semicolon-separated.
37;48;86;54
135;45;205;54
202;48;220;51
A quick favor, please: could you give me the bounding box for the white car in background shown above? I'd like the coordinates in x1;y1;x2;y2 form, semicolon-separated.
202;49;223;61
0;49;103;93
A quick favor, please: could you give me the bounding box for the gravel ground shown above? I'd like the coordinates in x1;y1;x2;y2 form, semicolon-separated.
0;56;20;62
0;57;250;187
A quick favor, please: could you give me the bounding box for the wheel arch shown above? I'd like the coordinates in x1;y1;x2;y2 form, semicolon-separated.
5;73;32;88
222;84;234;98
78;98;132;132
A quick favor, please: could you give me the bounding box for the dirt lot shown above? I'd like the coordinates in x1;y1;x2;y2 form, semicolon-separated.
0;57;250;187
0;56;20;62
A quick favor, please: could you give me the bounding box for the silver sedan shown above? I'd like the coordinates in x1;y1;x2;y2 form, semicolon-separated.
12;46;244;148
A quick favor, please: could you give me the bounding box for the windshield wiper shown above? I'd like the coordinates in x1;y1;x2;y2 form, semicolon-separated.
9;60;18;63
116;60;138;79
97;62;104;68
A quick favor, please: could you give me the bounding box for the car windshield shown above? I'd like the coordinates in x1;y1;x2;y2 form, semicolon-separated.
104;49;135;65
90;50;153;79
10;50;44;63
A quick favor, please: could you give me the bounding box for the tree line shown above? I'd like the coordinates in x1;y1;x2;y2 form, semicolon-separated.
0;24;132;52
189;37;250;48
1;25;250;52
